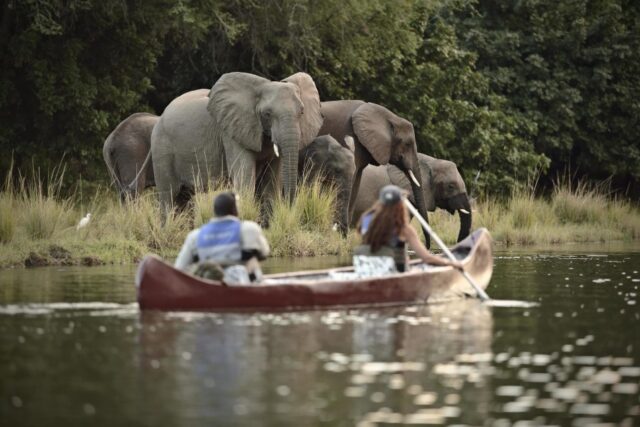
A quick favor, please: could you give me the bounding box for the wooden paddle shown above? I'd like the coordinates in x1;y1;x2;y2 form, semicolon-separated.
404;198;490;302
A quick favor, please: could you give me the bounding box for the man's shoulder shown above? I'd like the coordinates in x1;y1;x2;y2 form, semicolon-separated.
186;228;201;241
241;220;263;232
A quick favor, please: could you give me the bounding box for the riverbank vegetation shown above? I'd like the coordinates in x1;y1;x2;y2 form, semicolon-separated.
0;169;638;268
430;181;640;247
0;168;358;268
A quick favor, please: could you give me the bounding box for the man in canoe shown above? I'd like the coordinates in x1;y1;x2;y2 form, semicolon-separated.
354;185;463;275
174;191;270;283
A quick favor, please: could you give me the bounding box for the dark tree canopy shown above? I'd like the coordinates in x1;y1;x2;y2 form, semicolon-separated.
1;0;638;196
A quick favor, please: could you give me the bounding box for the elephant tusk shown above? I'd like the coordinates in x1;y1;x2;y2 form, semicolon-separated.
273;143;280;157
408;170;421;188
459;208;470;215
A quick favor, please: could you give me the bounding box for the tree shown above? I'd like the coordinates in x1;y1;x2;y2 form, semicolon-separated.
0;0;174;183
459;0;640;191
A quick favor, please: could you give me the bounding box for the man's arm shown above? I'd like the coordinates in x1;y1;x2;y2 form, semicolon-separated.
241;221;270;260
174;229;200;270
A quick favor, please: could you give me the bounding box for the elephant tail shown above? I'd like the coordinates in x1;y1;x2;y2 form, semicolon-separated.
125;148;153;192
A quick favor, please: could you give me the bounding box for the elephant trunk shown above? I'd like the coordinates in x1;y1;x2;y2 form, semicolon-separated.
448;193;472;242
406;167;431;248
276;121;300;202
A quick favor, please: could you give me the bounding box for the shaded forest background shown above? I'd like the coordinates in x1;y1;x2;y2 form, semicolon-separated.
1;0;638;197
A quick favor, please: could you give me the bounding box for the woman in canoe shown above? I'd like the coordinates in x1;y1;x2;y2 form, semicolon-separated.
354;185;463;275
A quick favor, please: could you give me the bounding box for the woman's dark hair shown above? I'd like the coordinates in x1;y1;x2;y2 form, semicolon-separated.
358;201;409;252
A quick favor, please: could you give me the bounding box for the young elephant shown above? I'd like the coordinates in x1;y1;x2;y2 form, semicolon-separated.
103;112;158;201
352;153;472;243
298;135;355;235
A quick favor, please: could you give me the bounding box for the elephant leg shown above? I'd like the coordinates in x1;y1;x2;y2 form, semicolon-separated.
224;140;257;198
175;185;195;212
157;186;175;225
335;178;352;236
256;155;280;225
152;155;179;224
348;167;364;224
407;177;431;249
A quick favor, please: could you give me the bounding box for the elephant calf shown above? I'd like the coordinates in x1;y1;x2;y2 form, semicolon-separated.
351;153;472;243
103;112;158;201
298;134;355;235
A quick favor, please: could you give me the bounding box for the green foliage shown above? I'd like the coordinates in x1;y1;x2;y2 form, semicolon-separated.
0;0;175;185
458;0;640;185
362;0;548;194
1;0;638;197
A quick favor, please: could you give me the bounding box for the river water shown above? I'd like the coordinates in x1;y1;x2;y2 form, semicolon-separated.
1;242;639;426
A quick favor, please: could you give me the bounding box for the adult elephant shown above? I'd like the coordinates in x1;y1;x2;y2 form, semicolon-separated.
151;72;323;215
103;112;158;201
298;134;355;235
318;101;430;244
209;72;323;205
151;89;216;212
352;153;472;243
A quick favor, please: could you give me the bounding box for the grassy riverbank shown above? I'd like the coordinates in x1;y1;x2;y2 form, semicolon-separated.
429;182;640;246
0;171;638;268
0;171;358;268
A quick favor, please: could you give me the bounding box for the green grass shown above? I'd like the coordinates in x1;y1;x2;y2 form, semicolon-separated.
0;193;15;243
427;179;640;246
0;168;638;268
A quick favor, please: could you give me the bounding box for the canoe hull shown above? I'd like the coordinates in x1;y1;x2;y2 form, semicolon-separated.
136;228;493;311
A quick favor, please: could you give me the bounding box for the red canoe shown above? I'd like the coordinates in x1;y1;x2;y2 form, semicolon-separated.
136;228;493;311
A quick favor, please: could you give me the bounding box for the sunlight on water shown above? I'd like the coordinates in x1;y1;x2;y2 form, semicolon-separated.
484;299;539;308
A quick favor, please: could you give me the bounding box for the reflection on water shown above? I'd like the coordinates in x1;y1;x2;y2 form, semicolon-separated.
1;244;639;426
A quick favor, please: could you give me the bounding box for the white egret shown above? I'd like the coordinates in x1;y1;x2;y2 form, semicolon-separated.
76;213;91;230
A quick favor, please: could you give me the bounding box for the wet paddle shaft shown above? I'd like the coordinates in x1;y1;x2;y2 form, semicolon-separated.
404;199;490;301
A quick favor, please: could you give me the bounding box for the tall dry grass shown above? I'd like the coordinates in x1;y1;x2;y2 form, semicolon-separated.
266;175;353;257
14;165;75;240
0;165;638;267
0;193;14;243
0;170;354;266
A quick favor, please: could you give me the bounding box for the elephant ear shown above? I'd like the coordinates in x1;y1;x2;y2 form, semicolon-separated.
208;72;269;153
282;72;323;149
352;103;392;165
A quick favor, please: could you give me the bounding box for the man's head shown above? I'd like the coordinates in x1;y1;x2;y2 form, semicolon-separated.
213;191;239;217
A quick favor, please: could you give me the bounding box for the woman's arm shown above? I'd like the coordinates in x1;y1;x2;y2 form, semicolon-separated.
402;225;463;268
